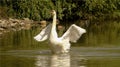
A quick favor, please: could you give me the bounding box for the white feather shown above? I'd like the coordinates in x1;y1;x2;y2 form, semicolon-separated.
34;23;52;42
61;24;86;43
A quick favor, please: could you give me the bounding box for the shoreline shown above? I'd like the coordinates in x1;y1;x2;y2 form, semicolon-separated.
0;18;44;36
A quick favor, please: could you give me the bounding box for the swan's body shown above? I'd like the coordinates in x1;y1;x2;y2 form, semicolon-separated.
34;10;86;54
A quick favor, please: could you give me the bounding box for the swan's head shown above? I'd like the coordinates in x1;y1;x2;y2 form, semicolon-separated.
51;10;56;16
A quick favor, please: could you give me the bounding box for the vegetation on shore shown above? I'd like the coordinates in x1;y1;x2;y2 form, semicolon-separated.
0;0;120;21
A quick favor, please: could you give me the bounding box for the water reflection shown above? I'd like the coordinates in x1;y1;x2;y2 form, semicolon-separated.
35;55;49;67
35;53;88;67
35;54;70;67
0;48;120;67
50;54;70;67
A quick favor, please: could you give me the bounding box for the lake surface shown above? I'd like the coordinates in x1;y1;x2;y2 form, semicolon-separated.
0;21;120;67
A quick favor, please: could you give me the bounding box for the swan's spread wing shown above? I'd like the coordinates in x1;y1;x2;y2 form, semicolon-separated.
34;23;52;42
61;24;86;43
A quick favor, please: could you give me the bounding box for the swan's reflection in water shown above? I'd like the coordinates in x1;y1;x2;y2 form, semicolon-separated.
35;54;87;67
35;54;70;67
50;54;70;67
35;55;49;67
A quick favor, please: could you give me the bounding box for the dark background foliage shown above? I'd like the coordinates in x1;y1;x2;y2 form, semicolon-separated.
0;0;120;21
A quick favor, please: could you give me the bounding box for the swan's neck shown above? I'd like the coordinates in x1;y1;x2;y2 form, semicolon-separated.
50;13;58;39
52;14;57;30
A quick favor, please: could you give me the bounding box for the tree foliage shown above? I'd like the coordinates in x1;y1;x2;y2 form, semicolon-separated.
0;0;120;21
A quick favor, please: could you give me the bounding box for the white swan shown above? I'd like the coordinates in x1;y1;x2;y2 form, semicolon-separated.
34;10;86;54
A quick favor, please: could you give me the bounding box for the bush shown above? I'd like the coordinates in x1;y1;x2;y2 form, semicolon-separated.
0;0;120;21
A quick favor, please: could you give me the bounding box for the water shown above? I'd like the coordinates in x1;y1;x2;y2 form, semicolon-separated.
0;21;120;67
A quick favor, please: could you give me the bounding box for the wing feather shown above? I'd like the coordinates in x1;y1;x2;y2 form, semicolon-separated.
61;24;86;43
34;23;52;42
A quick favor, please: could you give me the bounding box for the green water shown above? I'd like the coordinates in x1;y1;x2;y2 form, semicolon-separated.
0;21;120;67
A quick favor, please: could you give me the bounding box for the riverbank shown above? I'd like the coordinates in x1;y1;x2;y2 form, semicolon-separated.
0;18;47;36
